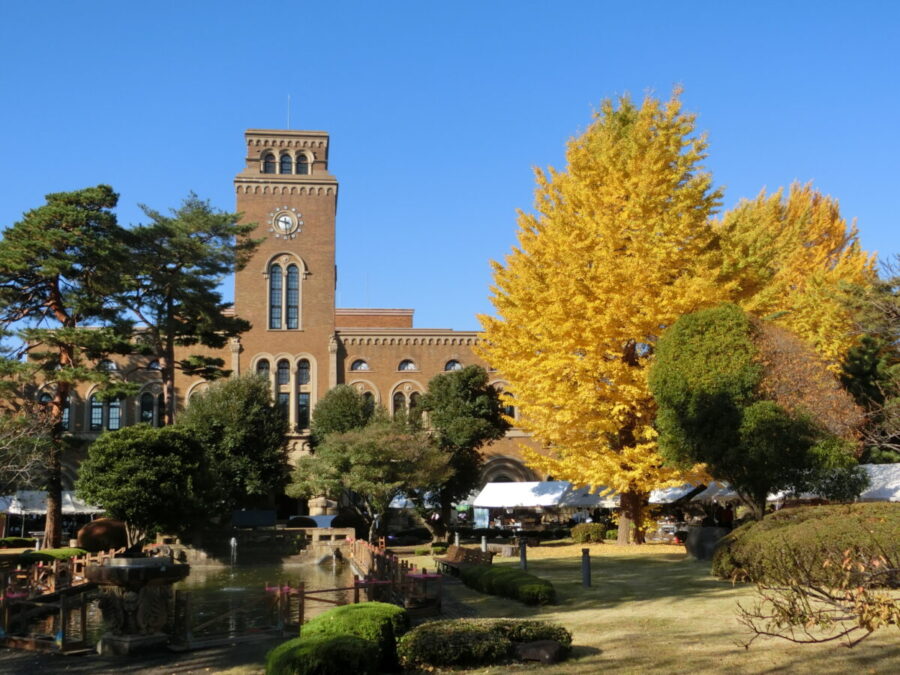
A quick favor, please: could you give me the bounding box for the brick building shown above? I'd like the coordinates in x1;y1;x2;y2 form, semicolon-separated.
54;130;539;492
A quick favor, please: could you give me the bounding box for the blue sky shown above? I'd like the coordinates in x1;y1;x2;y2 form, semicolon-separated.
1;1;897;331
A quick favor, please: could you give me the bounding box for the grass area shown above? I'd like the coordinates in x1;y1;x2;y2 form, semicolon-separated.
409;542;900;674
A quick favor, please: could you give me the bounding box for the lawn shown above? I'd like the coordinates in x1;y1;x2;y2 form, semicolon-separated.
408;542;899;674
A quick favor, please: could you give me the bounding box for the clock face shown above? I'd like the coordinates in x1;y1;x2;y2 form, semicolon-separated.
268;207;303;239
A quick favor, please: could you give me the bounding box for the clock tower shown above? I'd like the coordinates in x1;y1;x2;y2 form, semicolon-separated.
232;130;338;429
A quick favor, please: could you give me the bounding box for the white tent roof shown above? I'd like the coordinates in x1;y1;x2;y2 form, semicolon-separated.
0;490;104;515
649;484;702;504
691;482;741;503
857;463;900;502
473;481;619;509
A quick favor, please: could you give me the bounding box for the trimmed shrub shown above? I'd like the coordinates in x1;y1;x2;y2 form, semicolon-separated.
459;565;556;605
712;503;900;586
414;547;430;556
571;523;606;543
431;543;448;555
299;601;409;671
266;634;374;675
604;528;618;540
19;547;87;563
397;618;572;670
0;537;36;549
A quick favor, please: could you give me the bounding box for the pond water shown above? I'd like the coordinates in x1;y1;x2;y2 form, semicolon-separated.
38;560;354;647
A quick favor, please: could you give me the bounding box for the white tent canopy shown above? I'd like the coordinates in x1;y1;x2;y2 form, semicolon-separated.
0;490;104;515
473;481;619;509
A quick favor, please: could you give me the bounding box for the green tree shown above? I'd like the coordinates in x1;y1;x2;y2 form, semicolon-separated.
75;425;203;547
309;384;374;447
649;304;864;518
416;365;509;541
178;374;289;517
0;185;133;546
118;194;260;424
287;415;451;542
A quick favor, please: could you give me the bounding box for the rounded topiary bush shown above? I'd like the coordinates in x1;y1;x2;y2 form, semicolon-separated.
397;618;572;670
266;634;375;675
571;523;606;543
299;601;409;671
712;503;900;586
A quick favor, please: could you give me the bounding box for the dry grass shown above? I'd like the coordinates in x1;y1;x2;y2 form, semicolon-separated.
409;542;900;674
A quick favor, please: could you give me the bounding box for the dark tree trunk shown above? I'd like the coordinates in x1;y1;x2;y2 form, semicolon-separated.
44;440;62;548
617;489;647;545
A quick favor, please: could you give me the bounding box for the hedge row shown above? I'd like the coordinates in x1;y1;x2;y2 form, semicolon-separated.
571;523;606;543
266;602;408;675
19;547;87;563
712;503;900;586
459;565;556;605
0;537;37;549
397;618;572;669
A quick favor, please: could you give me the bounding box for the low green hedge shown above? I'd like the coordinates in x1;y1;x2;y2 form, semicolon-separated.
298;601;408;671
459;565;556;605
397;618;572;670
571;523;606;543
431;543;448;555
712;503;900;586
19;547;87;563
604;528;618;540
0;537;37;549
266;634;375;675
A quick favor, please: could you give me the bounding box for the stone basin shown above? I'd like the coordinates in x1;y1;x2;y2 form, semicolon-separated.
85;557;190;589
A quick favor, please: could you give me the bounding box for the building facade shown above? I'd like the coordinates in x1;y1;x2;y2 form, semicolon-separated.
53;130;539;492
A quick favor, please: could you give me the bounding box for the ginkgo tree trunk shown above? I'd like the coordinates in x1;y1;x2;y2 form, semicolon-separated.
478;91;730;543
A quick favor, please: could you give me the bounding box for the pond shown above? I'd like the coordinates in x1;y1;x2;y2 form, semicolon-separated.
39;559;354;648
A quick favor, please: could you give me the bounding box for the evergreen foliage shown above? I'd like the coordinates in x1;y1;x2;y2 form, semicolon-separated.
178;375;289;516
265;634;375;675
75;425;203;546
650;304;865;518
117;193;260;424
309;384;373;447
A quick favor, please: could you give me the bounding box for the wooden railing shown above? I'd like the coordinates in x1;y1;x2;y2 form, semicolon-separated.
345;538;443;614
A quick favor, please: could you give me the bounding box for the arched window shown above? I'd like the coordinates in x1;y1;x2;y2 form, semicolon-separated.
147;360;161;370
277;359;290;386
297;392;310;429
350;359;369;371
39;392;51;405
98;359;117;371
269;264;283;329
398;359;416;371
296;154;309;175
392;391;406;415
89;395;103;431
107;397;122;430
409;392;421;410
262;153;276;173
362;391;375;414
257;359;270;377
286;265;299;329
279;154;293;174
297;359;310;385
277;392;290;418
444;359;462;371
140;392;155;425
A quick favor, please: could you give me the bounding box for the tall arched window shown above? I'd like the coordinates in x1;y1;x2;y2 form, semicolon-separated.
297;392;310;429
297;359;310;385
392;392;406;415
61;396;70;429
140;393;155;425
286;265;299;329
409;392;421;410
296;154;309;175
279;154;293;174
363;391;375;414
89;395;103;431
262;153;276;173
269;265;283;329
107;397;122;431
257;359;270;377
277;359;290;386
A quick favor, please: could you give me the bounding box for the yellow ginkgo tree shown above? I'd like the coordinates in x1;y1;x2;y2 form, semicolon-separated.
717;183;876;369
478;91;731;543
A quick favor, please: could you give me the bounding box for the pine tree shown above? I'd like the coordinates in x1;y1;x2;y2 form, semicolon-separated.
478;92;729;543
